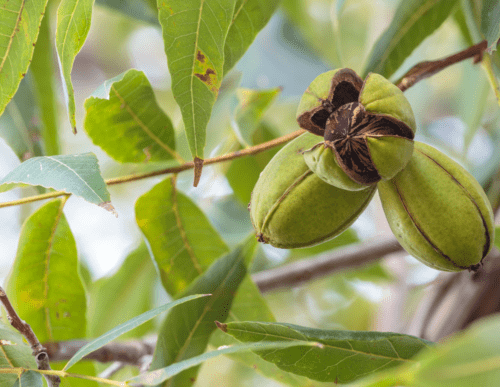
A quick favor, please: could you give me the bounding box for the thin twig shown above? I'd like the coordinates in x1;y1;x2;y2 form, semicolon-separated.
0;129;306;209
0;286;61;387
396;40;488;92
252;236;402;292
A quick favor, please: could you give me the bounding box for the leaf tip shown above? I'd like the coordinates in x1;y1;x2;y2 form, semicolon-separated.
193;157;204;187
215;321;227;332
99;201;118;217
72;126;77;135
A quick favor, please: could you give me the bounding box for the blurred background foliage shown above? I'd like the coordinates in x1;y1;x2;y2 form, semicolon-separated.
1;0;500;385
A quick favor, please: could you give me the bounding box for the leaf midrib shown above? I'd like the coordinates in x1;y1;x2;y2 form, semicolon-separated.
0;345;15;368
110;84;181;161
45;156;107;203
189;0;205;156
58;0;81;61
0;0;25;73
170;176;203;279
42;198;67;342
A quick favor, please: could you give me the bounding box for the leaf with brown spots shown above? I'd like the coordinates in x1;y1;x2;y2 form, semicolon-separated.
6;199;87;344
158;0;236;159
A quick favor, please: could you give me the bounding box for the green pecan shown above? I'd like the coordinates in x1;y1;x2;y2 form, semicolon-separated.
297;69;416;190
249;132;376;249
378;142;495;271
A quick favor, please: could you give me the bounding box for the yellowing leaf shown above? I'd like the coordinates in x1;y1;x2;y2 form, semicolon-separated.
0;0;49;117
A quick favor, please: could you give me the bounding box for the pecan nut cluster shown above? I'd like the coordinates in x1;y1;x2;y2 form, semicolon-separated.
249;69;494;272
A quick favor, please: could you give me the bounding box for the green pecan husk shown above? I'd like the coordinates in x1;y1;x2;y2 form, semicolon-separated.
297;68;416;190
249;132;376;249
378;141;495;271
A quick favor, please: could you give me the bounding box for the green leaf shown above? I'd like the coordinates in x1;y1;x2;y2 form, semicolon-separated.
6;199;87;344
11;371;42;387
0;323;42;387
222;321;431;383
129;341;320;386
31;11;60;156
149;239;256;387
210;276;311;387
494;226;500;250
88;243;157;339
223;0;281;74
460;0;483;42
84;70;178;163
63;294;209;371
0;153;115;213
0;76;43;161
232;87;281;146
0;0;48;117
135;177;229;295
56;0;95;133
481;0;500;52
411;315;500;386
363;0;459;79
157;0;236;158
360;315;500;387
454;6;474;46
460;65;490;151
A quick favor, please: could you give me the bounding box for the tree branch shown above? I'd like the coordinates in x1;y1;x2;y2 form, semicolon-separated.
0;129;306;209
396;40;488;92
252;236;402;293
44;338;155;365
0;286;60;387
